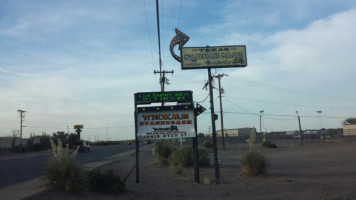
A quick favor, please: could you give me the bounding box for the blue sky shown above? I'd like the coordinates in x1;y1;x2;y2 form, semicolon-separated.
1;0;356;140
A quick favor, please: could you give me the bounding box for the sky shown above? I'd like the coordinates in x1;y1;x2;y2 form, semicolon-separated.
1;0;356;141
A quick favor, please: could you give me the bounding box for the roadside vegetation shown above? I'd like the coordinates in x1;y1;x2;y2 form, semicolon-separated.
45;139;125;195
262;141;277;148
154;140;210;174
240;129;267;176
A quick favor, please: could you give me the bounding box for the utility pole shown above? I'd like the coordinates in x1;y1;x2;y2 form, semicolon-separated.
296;111;303;145
154;70;174;92
317;110;322;140
208;68;220;182
259;110;264;141
214;73;228;150
106;126;109;141
17;110;26;152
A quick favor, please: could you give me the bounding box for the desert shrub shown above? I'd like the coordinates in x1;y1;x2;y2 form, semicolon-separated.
169;147;193;167
198;149;210;167
45;139;88;193
40;134;51;149
155;140;175;166
33;143;43;152
240;151;266;176
249;129;256;151
89;169;125;194
203;141;213;149
262;141;277;148
15;145;28;153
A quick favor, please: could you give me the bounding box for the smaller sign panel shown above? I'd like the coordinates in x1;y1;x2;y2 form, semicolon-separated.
74;125;83;129
135;91;192;105
181;45;247;69
137;109;195;139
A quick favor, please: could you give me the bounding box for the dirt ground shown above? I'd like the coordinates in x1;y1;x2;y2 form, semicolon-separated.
28;139;356;200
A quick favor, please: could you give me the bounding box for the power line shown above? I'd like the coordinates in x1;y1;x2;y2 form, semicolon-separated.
177;0;182;28
195;93;210;104
143;0;155;67
230;77;356;103
224;98;258;116
227;96;356;111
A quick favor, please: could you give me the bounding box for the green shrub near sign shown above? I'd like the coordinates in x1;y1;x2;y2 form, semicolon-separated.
89;169;125;194
155;140;210;174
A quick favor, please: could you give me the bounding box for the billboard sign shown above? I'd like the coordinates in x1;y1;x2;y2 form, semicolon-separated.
181;45;247;69
74;125;83;129
136;109;195;139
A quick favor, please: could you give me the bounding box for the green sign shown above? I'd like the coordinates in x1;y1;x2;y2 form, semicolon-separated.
135;91;192;105
181;45;247;69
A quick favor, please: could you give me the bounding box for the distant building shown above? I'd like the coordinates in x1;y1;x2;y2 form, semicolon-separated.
217;128;256;137
343;125;356;136
0;136;40;149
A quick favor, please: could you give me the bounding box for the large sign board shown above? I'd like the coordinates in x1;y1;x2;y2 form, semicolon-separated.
136;91;192;105
181;45;247;69
136;108;195;139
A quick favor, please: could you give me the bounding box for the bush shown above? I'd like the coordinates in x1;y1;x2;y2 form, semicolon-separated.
15;145;28;153
89;169;125;194
169;147;193;168
33;143;43;152
155;140;175;166
240;151;266;176
45;139;88;193
198;149;210;167
262;141;277;148
203;141;213;149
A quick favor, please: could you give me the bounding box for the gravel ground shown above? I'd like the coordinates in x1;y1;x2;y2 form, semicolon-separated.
27;140;356;200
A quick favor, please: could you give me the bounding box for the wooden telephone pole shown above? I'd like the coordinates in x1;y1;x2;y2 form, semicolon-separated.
213;73;228;150
17;110;26;152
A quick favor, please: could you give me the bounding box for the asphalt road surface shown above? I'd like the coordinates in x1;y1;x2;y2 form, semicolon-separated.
0;144;141;188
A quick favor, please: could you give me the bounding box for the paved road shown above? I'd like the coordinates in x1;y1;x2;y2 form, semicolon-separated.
0;144;141;188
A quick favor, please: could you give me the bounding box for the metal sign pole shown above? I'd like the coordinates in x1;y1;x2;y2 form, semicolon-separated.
193;102;200;183
208;68;220;182
134;95;140;183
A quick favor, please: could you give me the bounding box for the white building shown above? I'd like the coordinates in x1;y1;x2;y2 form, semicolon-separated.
343;125;356;136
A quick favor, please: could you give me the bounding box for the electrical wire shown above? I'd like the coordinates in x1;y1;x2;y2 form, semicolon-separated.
230;77;356;103
143;0;155;67
177;0;182;28
224;98;258;116
226;96;356;111
195;93;210;104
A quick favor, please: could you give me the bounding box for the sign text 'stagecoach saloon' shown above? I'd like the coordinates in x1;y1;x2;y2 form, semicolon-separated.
137;109;195;139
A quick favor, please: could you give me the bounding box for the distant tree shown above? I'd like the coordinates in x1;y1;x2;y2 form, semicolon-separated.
27;133;35;151
40;133;51;149
53;131;68;146
343;118;356;125
198;133;205;138
11;130;18;152
67;133;77;149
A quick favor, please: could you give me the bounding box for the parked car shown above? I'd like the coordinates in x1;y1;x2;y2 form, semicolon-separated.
127;141;133;145
74;141;90;152
291;135;301;139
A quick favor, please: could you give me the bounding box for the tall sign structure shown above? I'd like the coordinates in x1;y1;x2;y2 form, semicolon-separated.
134;90;205;183
170;29;247;182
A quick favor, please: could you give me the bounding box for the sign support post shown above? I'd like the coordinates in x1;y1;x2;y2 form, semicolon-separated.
208;68;220;182
193;103;200;183
134;97;140;183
